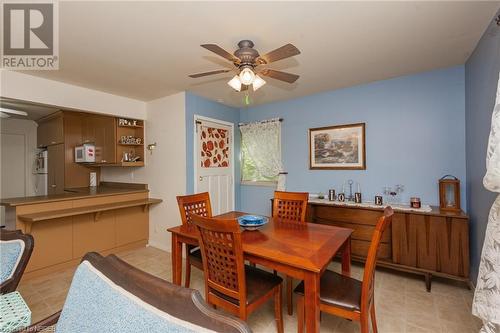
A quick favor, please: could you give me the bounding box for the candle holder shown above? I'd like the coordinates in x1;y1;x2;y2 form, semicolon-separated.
328;189;336;201
337;193;345;202
354;192;362;203
347;180;354;202
439;176;460;212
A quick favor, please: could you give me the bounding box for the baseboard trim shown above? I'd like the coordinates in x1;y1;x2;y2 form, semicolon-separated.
148;240;171;253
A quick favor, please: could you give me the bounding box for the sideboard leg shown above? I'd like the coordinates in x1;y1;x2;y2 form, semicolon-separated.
425;273;432;292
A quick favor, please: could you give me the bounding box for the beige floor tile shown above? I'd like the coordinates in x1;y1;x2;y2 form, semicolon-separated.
405;323;439;332
17;246;479;333
376;310;406;333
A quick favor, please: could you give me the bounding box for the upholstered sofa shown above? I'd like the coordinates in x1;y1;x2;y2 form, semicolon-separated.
19;252;252;333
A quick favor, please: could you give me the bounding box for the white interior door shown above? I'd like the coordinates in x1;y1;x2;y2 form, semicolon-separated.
195;116;234;215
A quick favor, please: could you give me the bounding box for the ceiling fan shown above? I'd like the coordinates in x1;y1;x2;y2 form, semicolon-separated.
189;40;300;92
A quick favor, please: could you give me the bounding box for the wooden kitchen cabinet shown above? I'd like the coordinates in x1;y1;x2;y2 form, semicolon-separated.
37;112;64;147
72;211;116;257
47;143;65;194
95;116;116;164
82;114;116;164
64;112;99;188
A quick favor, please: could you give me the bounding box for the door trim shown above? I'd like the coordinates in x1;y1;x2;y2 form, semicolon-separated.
193;114;235;210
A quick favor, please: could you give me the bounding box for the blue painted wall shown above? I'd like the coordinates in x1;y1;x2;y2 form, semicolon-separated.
465;13;500;283
185;92;241;209
239;66;467;216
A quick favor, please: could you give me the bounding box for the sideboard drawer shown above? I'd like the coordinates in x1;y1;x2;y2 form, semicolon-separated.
313;218;391;243
314;206;384;226
352;239;391;259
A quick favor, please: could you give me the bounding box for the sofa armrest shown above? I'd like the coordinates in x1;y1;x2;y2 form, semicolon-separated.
83;252;251;333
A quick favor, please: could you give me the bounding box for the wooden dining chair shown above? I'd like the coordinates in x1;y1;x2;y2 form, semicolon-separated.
191;214;284;333
272;190;309;315
176;192;212;288
294;207;394;333
272;191;309;223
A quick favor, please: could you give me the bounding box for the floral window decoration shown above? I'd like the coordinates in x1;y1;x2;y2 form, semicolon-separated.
200;125;230;168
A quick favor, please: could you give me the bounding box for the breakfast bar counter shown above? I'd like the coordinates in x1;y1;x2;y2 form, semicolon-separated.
0;182;162;279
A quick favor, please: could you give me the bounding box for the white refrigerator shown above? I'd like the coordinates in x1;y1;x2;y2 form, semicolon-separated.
34;150;48;196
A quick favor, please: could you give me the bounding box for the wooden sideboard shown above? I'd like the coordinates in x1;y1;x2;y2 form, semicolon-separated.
304;201;470;291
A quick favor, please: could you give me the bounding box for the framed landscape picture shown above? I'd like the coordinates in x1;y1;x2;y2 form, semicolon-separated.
309;123;366;170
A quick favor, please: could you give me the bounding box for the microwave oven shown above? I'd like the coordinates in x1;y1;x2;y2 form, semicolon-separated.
75;144;95;163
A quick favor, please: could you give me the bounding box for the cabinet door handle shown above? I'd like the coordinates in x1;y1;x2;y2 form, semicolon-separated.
51;141;56;144
101;160;107;163
51;184;57;188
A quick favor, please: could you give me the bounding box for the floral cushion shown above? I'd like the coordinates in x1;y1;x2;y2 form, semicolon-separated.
55;261;219;333
0;240;24;285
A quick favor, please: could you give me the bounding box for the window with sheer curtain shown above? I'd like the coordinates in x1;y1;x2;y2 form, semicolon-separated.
240;119;284;186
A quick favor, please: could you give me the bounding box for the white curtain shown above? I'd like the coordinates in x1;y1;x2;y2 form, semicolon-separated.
472;73;500;333
240;119;286;190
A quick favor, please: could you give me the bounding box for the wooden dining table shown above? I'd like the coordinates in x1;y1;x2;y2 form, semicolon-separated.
168;211;353;333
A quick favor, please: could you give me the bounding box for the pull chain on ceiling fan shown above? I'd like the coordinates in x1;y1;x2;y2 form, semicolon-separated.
189;40;300;92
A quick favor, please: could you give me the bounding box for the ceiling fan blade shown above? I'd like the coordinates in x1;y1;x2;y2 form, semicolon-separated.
260;69;299;83
189;69;231;78
201;44;240;63
257;43;300;64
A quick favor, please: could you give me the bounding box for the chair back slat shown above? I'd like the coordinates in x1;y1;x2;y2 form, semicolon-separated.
361;207;393;312
191;215;246;304
272;191;309;222
176;192;212;225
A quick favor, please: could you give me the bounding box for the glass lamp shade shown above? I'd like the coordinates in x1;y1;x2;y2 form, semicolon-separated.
239;67;255;85
227;75;242;91
252;75;266;91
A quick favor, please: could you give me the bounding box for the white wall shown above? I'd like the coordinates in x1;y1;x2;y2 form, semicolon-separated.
0;71;146;119
100;92;187;251
0;118;38;196
0;118;38;226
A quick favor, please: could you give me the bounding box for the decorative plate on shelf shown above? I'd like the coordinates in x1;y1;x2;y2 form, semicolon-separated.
237;215;268;231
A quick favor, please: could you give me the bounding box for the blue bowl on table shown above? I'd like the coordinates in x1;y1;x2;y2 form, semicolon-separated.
237;215;268;231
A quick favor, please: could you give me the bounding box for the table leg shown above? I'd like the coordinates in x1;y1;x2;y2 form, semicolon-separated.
171;234;183;285
304;271;320;333
341;236;351;277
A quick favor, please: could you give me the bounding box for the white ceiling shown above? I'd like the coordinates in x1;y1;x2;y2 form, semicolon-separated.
18;1;500;107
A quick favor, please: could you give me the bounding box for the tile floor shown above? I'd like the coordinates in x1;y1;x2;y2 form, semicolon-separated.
18;246;482;333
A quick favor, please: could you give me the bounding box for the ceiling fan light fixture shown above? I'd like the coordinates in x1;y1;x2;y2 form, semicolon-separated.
227;75;242;91
252;75;266;91
239;67;255;85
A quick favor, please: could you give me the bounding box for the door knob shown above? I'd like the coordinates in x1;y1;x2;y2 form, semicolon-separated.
199;176;203;181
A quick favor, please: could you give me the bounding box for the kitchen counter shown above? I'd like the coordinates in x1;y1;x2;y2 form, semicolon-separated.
0;182;149;207
1;182;161;280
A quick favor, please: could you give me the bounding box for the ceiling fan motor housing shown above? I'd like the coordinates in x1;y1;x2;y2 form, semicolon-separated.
234;40;259;67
